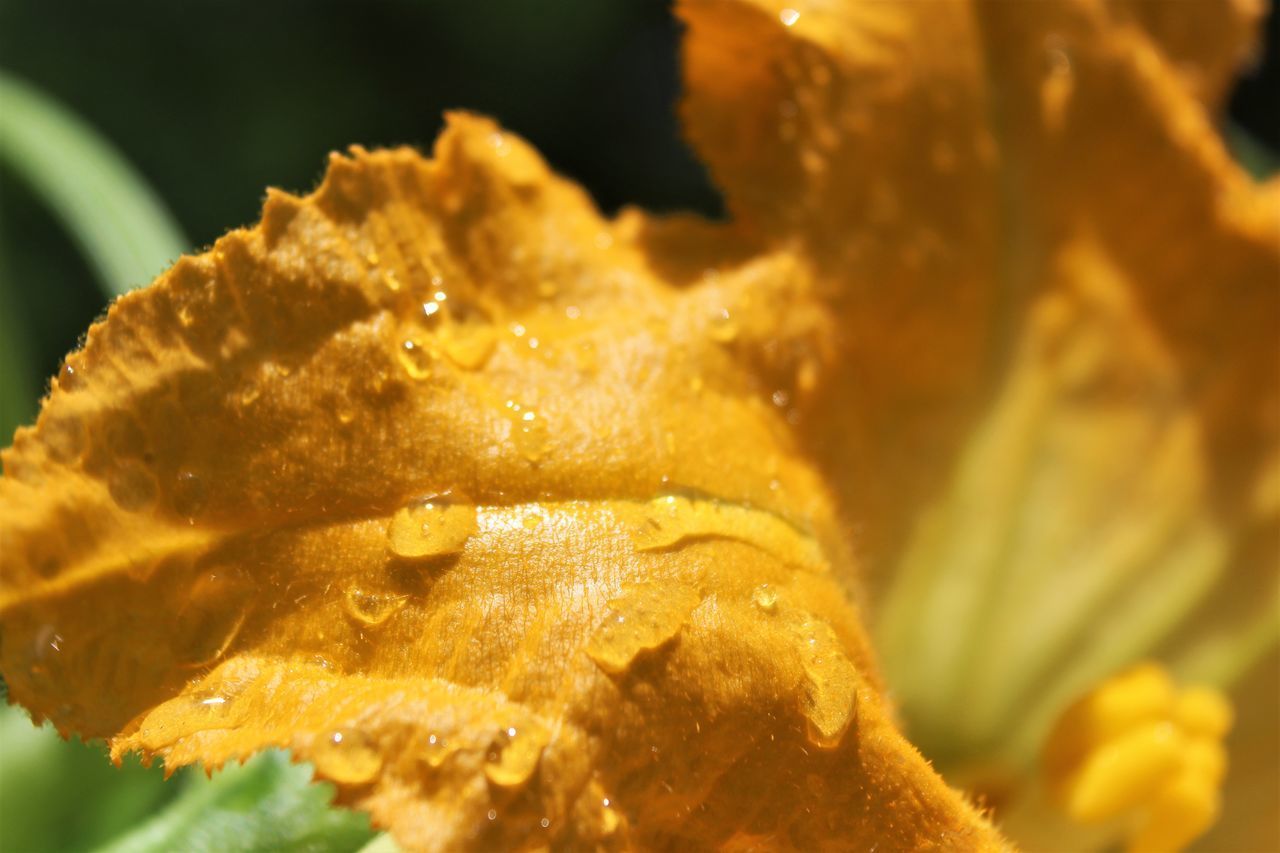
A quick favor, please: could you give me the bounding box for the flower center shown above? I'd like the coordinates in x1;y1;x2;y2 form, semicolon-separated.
1042;663;1232;852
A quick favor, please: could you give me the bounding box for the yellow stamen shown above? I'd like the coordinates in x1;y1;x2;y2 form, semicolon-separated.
1042;663;1233;853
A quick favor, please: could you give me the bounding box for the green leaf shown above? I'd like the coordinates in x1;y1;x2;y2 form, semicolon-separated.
0;705;177;853
0;214;37;439
355;834;403;853
91;750;377;853
1225;122;1280;180
0;71;186;298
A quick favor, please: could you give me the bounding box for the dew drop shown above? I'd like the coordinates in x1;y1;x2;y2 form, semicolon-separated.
424;733;451;768
386;500;477;560
771;389;791;408
794;619;859;749
175;571;249;668
313;728;383;785
422;300;441;318
57;360;83;392
172;470;209;521
382;270;402;292
397;339;433;380
540;818;551;829
440;327;496;371
484;720;549;788
344;588;408;626
631;494;693;552
586;582;701;674
504;403;548;463
487;809;498;821
365;251;380;266
43;415;85;463
709;308;739;343
779;7;800;26
753;584;779;613
29;624;63;667
522;512;544;530
108;461;158;511
600;799;621;835
138;681;252;751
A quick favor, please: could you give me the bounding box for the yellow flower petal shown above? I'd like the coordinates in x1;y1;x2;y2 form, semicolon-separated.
0;114;1004;849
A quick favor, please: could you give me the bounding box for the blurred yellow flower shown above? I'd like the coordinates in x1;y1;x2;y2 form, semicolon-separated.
1;1;1275;851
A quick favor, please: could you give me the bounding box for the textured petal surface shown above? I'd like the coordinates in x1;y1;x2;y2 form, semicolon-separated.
0;115;1003;849
674;0;1277;846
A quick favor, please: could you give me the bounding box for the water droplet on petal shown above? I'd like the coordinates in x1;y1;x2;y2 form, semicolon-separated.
172;470;208;521
779;7;800;26
484;720;550;787
386;501;477;560
586;582;701;674
108;461;158;511
753;585;779;613
397;339;433;380
794;619;859;749
138;683;250;751
313;728;383;785
43;415;85;463
423;733;451;768
175;570;249;668
57;360;83;391
600;799;621;835
344;588;408;626
505;404;548;463
440;327;495;371
709;308;739;343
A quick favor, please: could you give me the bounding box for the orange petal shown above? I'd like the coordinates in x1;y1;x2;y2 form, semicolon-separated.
0;115;1003;849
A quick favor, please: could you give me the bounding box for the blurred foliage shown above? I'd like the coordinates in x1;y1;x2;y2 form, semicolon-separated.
95;751;375;853
0;1;1274;851
0;72;187;297
0;710;176;853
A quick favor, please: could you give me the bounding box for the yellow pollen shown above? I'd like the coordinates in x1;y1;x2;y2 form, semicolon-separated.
1042;663;1233;853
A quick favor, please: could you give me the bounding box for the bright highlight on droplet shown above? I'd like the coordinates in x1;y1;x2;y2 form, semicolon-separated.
314;728;383;785
586;582;701;674
386;500;477;560
779;8;800;26
1042;663;1233;853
